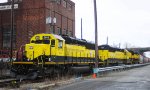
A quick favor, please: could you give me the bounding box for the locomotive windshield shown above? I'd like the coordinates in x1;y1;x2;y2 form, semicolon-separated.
31;40;50;44
31;36;50;44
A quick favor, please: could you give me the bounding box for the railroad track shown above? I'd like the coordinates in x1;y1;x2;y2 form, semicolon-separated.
0;63;148;89
0;73;71;89
0;78;19;88
0;77;44;88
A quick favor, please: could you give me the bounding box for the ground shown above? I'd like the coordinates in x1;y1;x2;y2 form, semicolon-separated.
54;65;150;90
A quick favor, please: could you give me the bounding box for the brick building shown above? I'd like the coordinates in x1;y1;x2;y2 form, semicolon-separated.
0;0;75;57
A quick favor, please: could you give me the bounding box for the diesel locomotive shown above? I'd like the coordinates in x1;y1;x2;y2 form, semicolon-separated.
11;33;140;79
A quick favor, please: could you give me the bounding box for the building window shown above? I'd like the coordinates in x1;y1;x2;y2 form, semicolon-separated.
3;30;11;48
2;26;16;49
63;29;69;35
57;27;62;35
50;25;55;34
69;31;72;36
63;29;66;35
56;0;61;4
68;3;72;11
66;30;68;35
62;0;67;8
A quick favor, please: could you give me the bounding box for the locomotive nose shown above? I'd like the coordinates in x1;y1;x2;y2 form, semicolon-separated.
25;44;49;61
25;44;35;60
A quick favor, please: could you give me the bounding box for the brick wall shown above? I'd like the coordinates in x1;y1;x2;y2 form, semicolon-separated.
0;10;11;50
45;0;75;37
0;0;75;52
16;0;46;49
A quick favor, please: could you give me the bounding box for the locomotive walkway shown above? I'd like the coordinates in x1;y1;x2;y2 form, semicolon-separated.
54;64;150;90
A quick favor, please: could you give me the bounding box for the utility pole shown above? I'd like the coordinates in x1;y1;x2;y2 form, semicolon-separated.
126;43;127;49
106;36;108;45
81;18;83;39
119;43;121;48
10;0;14;65
94;0;98;68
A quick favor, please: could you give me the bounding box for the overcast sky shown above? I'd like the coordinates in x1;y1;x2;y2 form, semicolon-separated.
71;0;150;49
1;0;150;48
0;0;7;3
1;0;150;56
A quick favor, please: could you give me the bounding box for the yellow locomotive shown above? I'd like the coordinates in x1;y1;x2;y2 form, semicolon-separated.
11;33;140;79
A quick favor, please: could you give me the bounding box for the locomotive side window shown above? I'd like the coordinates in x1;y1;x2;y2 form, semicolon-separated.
31;40;50;44
58;40;63;48
34;40;43;44
31;36;50;44
51;40;55;47
35;36;40;40
31;40;35;43
43;40;50;44
43;36;50;44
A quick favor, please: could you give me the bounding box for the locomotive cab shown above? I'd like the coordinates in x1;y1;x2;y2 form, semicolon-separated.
25;34;52;61
23;34;65;62
11;34;65;79
12;33;66;65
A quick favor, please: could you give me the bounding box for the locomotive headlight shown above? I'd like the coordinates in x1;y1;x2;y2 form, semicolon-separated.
29;46;33;49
